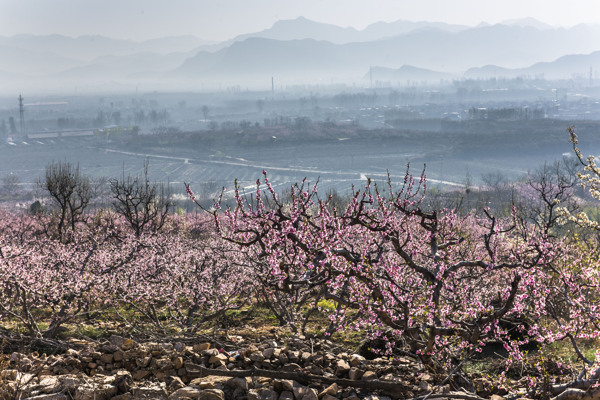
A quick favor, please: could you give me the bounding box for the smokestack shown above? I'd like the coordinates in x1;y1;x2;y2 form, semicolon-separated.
18;94;25;133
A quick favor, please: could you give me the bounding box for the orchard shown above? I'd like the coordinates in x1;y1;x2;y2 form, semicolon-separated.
1;127;600;399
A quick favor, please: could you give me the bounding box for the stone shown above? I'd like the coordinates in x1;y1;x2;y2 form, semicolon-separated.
59;375;82;392
113;351;124;362
197;389;225;400
418;381;432;392
114;370;133;393
190;379;215;389
318;383;338;398
100;354;114;364
349;354;365;367
248;388;278;400
38;376;61;394
193;343;211;352
208;354;228;365
121;339;136;351
301;388;319;400
173;357;184;370
224;377;248;400
348;367;363;380
224;377;248;392
136;356;152;368
174;342;185;352
321;396;338;400
157;358;174;370
132;385;169;399
74;383;118;400
169;387;201;400
132;370;150;380
335;360;350;376
109;335;126;347
308;365;322;375
272;379;285;393
361;370;377;380
1;369;18;380
23;395;68;400
278;391;294;400
245;345;259;355
281;363;301;372
160;343;174;352
95;374;117;385
292;382;311;400
249;351;265;363
280;380;295;392
278;353;289;364
24;393;68;400
165;376;186;391
202;349;219;358
262;348;275;359
101;344;120;354
287;351;299;363
65;348;79;357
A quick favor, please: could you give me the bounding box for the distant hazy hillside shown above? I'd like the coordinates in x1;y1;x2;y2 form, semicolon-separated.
465;51;600;80
172;23;600;83
0;43;85;76
227;16;469;44
2;18;600;92
173;38;357;81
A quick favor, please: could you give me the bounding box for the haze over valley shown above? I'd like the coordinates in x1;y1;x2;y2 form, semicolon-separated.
2;2;600;204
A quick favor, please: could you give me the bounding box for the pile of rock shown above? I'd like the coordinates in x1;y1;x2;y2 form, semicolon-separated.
0;334;456;400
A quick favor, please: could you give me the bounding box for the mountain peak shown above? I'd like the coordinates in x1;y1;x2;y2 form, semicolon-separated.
500;17;554;30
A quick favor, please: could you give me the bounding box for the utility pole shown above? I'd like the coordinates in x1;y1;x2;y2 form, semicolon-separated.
18;94;25;134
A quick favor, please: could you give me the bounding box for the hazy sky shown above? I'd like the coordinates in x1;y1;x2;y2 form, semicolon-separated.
2;0;600;42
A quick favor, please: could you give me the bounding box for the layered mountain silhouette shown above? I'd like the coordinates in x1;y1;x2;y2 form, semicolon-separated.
1;17;599;92
465;51;600;80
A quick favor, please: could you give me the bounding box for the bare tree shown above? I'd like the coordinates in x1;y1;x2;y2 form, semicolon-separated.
1;173;20;194
521;158;580;236
110;161;172;237
41;161;91;239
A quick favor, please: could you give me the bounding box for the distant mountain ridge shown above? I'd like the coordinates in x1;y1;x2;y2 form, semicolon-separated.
465;51;600;80
173;23;600;81
2;17;600;92
228;16;470;44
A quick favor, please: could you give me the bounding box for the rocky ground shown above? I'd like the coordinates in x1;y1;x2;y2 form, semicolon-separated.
0;333;510;400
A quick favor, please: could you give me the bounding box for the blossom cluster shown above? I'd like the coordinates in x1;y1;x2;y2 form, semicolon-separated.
192;168;600;379
0;211;253;338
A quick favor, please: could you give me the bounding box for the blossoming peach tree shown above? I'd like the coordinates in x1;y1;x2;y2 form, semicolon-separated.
187;165;600;387
0;211;252;339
